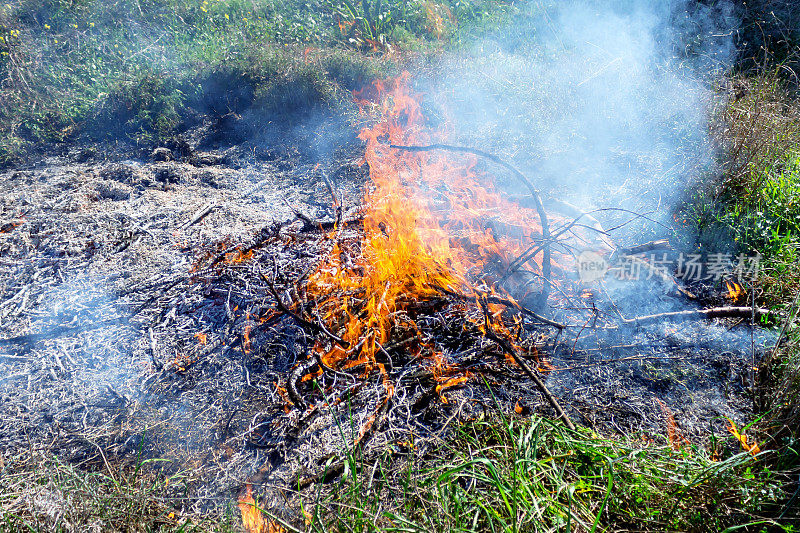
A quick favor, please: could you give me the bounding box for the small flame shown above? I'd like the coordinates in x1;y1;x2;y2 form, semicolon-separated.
237;485;285;533
727;418;760;457
226;248;254;265
435;375;469;403
655;398;689;451
194;332;207;345
243;314;252;354
0;218;25;234
725;280;743;300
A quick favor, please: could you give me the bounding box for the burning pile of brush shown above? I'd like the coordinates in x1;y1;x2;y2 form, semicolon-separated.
253;72;607;435
177;73;773;456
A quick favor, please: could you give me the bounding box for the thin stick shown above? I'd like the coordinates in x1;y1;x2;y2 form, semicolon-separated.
390;143;552;308
621;306;774;325
483;327;576;431
181;203;216;229
265;277;350;348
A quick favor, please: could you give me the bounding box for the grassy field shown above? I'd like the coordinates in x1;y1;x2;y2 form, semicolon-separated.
0;0;514;163
1;0;800;531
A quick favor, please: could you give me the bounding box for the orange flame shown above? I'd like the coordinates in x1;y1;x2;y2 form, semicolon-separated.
237;485;285;533
727;419;761;457
435;375;468;403
305;73;569;402
0;218;24;233
725;280;743;301
655;398;689;451
194;332;207;345
243;313;252;354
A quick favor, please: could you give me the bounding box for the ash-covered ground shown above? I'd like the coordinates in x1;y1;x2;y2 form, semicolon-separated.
0;128;774;518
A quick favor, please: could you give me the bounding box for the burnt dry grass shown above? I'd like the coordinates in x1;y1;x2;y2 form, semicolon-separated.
0;452;241;533
0;123;795;532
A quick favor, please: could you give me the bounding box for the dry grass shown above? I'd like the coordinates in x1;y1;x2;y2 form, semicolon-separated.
0;452;240;532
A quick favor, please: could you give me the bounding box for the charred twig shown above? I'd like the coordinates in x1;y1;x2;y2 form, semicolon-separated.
148;327;162;370
436;285;565;330
390;143;552;308
501;212;598;283
474;294;575;430
297;460;345;490
265;277;350;348
287;355;321;409
615;254;696;299
181;203;217;229
621;239;672;255
320;170;343;229
482;327;576;431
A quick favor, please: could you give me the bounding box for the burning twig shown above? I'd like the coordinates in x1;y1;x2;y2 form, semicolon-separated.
287;355;323;409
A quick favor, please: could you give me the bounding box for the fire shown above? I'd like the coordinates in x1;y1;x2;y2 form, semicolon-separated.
194;332;207;345
305;72;568;399
435;375;469;403
655;398;689;451
226;248;254;265
237;485;285;533
0;217;24;234
727;418;761;457
243;312;252;353
725;280;743;301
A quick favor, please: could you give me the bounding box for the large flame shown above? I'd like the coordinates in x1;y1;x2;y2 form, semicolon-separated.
306;73;564;392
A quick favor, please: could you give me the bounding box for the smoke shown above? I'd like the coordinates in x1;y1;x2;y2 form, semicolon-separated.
432;0;738;231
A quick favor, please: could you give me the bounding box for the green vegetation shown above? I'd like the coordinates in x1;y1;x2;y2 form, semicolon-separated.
679;63;800;518
0;0;514;164
4;415;790;532
310;415;790;532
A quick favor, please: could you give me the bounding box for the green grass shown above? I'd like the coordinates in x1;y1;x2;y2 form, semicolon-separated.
680;69;800;305
309;414;793;532
2;414;795;532
678;66;800;505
